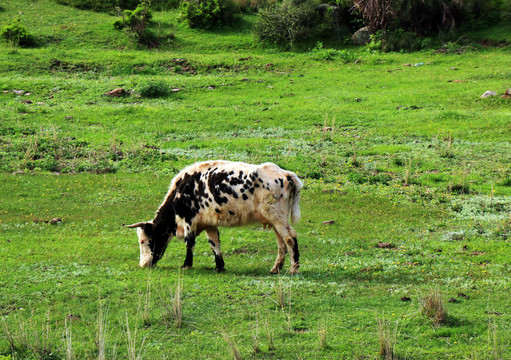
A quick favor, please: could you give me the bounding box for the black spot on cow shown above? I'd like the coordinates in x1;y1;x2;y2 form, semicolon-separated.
275;179;278;184
242;194;248;200
249;187;255;194
208;169;240;206
229;210;235;215
278;178;284;188
292;237;299;263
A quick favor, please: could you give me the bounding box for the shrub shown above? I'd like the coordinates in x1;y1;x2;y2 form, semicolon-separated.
1;18;36;47
378;29;424;52
180;0;239;29
113;1;157;46
352;0;504;37
55;0;179;12
254;0;318;47
233;0;275;13
136;80;170;98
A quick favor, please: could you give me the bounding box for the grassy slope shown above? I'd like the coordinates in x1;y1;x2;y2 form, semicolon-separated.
1;1;511;359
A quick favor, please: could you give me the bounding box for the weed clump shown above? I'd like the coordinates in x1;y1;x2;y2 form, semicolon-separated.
1;18;36;47
135;80;170;98
310;42;359;63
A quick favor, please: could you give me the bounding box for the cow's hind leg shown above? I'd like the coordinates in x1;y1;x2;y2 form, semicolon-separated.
270;229;287;274
182;232;196;269
272;223;300;274
206;228;225;272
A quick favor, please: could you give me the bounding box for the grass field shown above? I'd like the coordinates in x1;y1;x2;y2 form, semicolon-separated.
1;1;510;359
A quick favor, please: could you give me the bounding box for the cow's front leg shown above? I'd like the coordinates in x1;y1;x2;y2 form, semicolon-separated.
182;232;196;269
206;228;225;272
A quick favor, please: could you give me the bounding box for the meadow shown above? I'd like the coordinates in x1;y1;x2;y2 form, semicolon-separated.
0;0;510;359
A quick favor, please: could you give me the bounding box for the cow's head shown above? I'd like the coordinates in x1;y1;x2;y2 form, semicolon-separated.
123;221;171;268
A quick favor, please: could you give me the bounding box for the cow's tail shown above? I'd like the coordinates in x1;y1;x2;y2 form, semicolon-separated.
288;172;303;224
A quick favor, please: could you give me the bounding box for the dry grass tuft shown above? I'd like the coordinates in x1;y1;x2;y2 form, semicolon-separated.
377;316;398;359
219;328;243;360
420;290;446;325
318;318;328;350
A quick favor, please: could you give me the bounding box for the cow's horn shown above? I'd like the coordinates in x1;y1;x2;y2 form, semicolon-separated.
123;222;147;228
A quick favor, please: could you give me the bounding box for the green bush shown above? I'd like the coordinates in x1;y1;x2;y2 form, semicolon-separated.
113;2;157;46
136;80;170;98
378;29;423;52
1;18;36;47
181;0;239;29
254;0;319;47
55;0;179;12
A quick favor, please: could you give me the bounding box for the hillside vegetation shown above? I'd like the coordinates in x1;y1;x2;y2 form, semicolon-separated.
0;0;510;359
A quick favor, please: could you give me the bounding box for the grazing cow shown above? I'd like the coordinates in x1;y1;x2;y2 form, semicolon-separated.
124;160;303;274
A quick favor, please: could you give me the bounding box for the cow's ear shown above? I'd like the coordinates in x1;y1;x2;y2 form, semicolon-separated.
123;222;148;229
143;222;154;236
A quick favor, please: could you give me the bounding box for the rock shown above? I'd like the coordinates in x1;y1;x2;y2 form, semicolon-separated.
352;26;371;45
322;220;335;225
104;88;129;97
376;241;393;249
480;90;497;98
13;90;25;95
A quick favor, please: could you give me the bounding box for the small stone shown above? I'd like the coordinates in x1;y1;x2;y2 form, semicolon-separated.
480;90;497;98
104;88;128;97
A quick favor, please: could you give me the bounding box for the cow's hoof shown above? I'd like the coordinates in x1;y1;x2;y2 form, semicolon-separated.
289;263;300;275
270;267;280;274
181;265;192;270
215;267;226;273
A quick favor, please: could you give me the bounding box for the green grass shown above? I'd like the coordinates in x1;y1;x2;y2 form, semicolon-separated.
1;1;511;359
